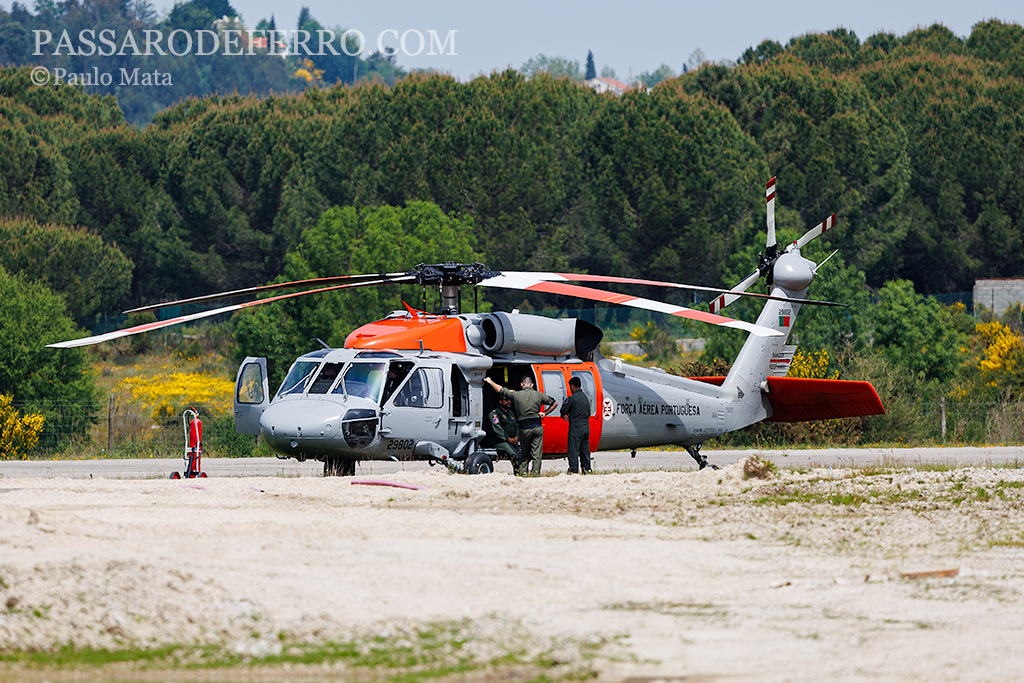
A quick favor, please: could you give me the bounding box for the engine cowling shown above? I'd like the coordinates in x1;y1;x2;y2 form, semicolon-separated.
478;312;601;357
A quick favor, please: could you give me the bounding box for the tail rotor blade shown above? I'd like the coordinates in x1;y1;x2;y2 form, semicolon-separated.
790;213;837;252
713;181;839;314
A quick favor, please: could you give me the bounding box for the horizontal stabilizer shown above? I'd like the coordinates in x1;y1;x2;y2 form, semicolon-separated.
764;378;884;422
688;376;885;422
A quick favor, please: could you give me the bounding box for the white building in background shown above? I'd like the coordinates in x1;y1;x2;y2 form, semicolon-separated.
585;76;632;96
974;278;1024;314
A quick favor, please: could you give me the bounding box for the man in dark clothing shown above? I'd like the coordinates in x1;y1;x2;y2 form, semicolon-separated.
560;376;592;474
487;394;522;473
483;375;556;476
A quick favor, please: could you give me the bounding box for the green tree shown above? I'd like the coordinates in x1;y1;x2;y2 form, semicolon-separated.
166;0;236;33
636;64;677;88
585;82;767;287
785;28;860;71
869;279;967;385
0;217;132;321
520;54;583;81
740;40;783;65
585;50;596;80
0;267;97;449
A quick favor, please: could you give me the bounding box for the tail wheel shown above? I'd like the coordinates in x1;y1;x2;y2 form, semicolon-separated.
170;472;181;479
466;452;494;475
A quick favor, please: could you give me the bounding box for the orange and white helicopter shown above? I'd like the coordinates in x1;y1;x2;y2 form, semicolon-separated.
50;178;883;475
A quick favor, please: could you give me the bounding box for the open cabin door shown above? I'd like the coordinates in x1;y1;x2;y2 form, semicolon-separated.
535;363;603;455
234;357;270;435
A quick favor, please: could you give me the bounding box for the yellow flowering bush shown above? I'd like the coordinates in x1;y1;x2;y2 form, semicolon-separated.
0;394;45;460
295;58;325;86
119;371;234;423
629;322;677;361
975;321;1024;378
788;349;839;379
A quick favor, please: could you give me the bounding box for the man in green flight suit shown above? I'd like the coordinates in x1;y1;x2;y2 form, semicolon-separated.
560;376;592;474
487;394;522;473
483;375;556;476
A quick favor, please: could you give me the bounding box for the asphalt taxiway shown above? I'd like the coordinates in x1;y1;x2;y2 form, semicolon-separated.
1;446;1021;479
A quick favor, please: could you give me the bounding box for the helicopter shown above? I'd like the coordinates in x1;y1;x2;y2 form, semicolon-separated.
50;178;883;476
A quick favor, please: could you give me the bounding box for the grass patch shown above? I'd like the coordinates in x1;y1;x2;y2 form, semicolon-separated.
750;488;872;507
0;619;604;682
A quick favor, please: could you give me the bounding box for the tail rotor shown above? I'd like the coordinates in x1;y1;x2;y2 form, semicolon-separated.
710;177;837;313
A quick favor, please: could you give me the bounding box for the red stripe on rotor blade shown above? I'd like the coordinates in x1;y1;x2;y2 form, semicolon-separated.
766;191;775;202
522;281;746;327
524;281;640;305
680;308;739;325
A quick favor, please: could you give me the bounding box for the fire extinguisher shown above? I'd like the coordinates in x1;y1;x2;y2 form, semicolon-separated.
172;407;207;479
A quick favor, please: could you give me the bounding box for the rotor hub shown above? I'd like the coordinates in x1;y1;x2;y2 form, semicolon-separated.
411;262;500;287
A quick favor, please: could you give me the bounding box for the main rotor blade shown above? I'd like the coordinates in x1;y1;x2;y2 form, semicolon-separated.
500;271;842;307
479;275;783;338
50;278;403;349
766;176;777;249
123;272;415;314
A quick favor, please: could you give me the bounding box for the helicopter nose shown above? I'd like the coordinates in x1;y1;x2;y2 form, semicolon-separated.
260;401;342;454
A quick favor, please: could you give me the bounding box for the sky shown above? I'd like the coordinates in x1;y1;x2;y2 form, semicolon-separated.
144;0;1022;81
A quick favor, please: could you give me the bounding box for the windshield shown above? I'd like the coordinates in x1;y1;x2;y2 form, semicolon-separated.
308;362;344;394
334;362;387;402
277;360;320;398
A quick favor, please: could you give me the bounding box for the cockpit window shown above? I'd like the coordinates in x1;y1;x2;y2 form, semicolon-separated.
382;361;414;405
308;362;344;394
394;367;445;408
277;361;320;397
335;362;387;401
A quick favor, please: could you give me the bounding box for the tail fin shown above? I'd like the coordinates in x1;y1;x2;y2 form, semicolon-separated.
720;248;817;427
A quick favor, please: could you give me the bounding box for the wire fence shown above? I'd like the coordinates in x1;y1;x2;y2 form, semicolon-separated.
11;398;260;459
10;396;1024;459
915;399;1024;445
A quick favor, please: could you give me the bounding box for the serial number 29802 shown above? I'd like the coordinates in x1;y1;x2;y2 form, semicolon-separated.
386;438;415;451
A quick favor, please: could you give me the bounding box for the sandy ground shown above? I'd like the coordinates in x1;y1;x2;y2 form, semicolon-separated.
3;455;1024;681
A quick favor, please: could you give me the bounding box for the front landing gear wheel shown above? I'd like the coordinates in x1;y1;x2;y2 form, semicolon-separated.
324;457;356;477
170;472;181;479
465;452;494;475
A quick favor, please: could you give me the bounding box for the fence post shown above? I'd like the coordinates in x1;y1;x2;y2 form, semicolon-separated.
108;395;114;452
940;396;946;444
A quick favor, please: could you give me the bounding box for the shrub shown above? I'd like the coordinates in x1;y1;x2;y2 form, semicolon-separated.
0;394;45;459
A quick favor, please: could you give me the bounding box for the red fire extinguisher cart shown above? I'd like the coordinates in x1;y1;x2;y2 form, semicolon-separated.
171;407;207;479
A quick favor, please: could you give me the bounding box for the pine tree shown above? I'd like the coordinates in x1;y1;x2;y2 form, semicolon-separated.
585;50;597;80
